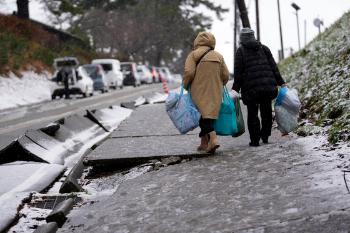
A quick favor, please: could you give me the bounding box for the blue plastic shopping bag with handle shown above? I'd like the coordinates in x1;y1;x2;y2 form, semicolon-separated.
214;87;238;136
166;85;201;134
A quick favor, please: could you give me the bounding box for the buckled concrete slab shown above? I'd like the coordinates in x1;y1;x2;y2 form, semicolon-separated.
25;130;62;150
0;136;49;165
33;222;58;233
120;101;136;109
59;151;86;193
111;105;199;138
85;110;109;132
85;134;237;167
40;123;60;137
57;115;96;134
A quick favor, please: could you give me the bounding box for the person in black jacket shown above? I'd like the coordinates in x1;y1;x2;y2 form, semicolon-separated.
232;28;286;146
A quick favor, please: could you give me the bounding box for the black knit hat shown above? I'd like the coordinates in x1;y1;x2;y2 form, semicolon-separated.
239;28;256;43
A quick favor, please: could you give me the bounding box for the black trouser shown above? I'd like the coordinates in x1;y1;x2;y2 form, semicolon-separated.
199;117;214;137
247;100;273;143
64;80;70;99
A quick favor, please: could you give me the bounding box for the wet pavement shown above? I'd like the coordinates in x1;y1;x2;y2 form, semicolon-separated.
60;103;350;233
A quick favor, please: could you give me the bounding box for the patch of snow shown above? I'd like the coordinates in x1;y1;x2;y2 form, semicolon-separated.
134;96;147;107
7;205;51;233
94;106;133;130
0;192;31;232
147;92;168;104
0;71;52;111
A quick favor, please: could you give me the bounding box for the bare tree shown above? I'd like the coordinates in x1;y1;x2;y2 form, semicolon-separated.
16;0;30;19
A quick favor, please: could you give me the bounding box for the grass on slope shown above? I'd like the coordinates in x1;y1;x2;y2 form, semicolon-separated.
278;11;350;143
0;14;95;75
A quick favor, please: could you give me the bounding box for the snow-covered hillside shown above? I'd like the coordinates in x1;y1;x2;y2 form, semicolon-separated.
279;11;350;143
0;71;52;111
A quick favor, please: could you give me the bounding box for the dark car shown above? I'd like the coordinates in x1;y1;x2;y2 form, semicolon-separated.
82;64;108;93
120;62;141;87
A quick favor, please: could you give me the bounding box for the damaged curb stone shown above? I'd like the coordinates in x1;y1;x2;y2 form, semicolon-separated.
33;222;58;233
59;150;89;193
46;198;74;227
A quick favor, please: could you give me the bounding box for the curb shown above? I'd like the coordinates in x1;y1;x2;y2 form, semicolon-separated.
46;198;74;227
33;222;58;233
59;149;89;193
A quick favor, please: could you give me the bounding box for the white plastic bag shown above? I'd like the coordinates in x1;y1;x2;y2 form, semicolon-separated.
275;105;298;134
275;87;301;134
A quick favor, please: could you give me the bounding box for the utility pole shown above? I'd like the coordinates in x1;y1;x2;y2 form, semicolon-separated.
255;0;260;41
236;0;251;28
234;0;238;53
277;0;284;60
291;3;301;50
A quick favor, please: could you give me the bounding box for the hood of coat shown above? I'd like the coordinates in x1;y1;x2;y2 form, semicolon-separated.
192;32;216;63
241;40;261;51
193;32;216;50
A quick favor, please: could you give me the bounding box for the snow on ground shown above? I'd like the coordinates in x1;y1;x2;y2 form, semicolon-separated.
147;92;168;104
0;71;52;111
0;163;64;232
7;205;51;233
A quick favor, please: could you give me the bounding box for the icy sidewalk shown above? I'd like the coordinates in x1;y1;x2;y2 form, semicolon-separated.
59;103;350;232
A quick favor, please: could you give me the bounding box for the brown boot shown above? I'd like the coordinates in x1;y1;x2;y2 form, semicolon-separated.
197;134;209;151
206;131;220;154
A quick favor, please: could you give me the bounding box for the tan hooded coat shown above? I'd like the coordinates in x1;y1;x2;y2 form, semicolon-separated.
183;32;229;119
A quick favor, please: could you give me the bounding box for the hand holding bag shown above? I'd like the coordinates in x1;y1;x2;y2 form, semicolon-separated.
214;87;238;136
232;94;245;137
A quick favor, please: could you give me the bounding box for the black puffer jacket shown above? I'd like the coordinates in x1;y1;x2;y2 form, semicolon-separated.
232;40;285;104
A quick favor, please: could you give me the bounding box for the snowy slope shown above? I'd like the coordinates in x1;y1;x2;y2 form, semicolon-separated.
0;71;52;111
279;11;350;143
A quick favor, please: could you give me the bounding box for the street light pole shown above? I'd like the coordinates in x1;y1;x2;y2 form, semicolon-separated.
291;3;301;50
277;0;284;60
255;0;260;41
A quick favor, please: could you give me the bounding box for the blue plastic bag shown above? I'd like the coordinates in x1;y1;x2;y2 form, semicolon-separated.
214;87;238;136
166;86;201;134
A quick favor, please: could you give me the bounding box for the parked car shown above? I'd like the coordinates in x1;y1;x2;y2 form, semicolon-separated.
160;67;173;83
155;67;166;82
120;62;141;87
82;64;108;93
137;65;153;84
149;66;161;83
51;59;94;99
172;73;182;84
91;59;124;89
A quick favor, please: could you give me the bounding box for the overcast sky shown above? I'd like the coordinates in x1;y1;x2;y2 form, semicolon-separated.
205;0;350;72
1;0;350;72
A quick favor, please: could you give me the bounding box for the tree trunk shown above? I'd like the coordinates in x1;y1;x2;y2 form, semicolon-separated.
17;0;30;19
236;0;250;28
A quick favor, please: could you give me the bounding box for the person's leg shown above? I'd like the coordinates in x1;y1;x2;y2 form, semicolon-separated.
198;117;210;151
260;100;273;143
204;118;219;154
247;103;260;146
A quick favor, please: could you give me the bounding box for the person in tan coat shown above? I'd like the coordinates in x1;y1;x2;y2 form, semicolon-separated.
183;31;229;153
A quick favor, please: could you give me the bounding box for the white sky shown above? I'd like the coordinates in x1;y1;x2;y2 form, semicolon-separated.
1;0;350;72
206;0;350;72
